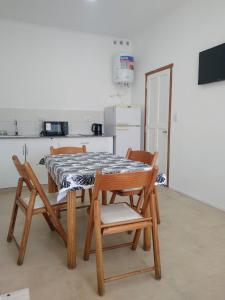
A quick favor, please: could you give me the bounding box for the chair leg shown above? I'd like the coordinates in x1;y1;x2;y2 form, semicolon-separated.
55;208;61;219
7;178;23;242
102;191;107;205
150;193;161;279
143;203;151;251
136;191;144;212
17;192;36;265
131;229;142;250
88;188;92;204
41;195;67;246
7;200;19;242
154;187;160;224
110;192;117;204
48;172;58;193
94;201;105;296
81;190;85;203
129;195;134;207
83;203;94;261
42;212;55;231
127;195;136;234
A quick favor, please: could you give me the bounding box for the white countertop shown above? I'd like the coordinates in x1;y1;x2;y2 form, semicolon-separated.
0;134;114;139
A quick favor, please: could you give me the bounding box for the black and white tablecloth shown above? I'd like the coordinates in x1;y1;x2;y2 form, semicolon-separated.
43;152;166;201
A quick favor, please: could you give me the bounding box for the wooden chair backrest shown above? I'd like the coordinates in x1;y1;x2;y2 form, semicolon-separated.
50;145;86;155
126;148;158;166
12;155;50;204
12;155;33;191
93;167;158;217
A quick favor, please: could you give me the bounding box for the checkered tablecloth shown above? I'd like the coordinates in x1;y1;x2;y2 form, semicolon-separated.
42;152;166;200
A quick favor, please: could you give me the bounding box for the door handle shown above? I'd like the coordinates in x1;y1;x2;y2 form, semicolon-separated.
162;130;167;134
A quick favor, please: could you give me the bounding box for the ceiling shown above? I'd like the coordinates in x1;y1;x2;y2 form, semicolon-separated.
0;0;184;38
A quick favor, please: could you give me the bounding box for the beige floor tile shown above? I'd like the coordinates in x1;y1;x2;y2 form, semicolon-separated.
0;186;225;299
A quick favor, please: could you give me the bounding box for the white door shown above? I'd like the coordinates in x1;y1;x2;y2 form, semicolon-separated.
145;69;171;175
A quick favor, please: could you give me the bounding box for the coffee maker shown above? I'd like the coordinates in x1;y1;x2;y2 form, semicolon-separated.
91;123;103;136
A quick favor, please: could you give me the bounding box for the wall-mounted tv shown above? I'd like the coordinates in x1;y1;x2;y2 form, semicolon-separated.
198;43;225;85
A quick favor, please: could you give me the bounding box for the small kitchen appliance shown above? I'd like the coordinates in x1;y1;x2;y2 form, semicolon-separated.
42;121;68;136
91;123;103;136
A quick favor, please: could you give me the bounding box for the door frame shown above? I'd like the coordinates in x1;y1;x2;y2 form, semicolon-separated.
144;63;173;186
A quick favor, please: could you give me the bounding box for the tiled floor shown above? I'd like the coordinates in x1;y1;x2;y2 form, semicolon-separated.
0;187;225;300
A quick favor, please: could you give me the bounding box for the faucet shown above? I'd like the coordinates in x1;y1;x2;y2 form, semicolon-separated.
15;120;18;136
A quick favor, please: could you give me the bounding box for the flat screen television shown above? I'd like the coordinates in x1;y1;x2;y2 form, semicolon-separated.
198;43;225;84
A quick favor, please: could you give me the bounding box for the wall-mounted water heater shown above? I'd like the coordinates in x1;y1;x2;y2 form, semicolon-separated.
112;54;134;87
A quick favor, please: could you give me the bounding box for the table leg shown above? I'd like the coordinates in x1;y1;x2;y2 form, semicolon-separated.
143;196;151;251
102;191;107;205
67;191;76;269
48;172;58;193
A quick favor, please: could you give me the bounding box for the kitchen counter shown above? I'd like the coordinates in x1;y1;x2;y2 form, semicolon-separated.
0;134;114;139
0;135;114;188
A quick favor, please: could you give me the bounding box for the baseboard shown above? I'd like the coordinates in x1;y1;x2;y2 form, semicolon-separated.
169;186;225;213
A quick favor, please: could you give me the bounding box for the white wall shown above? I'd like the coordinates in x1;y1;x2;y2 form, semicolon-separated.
132;0;225;210
0;19;132;111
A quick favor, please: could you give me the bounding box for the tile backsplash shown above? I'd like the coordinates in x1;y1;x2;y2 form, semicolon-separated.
0;108;103;136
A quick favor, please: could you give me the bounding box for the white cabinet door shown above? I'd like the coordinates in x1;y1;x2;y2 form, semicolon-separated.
0;139;25;188
25;138;52;184
50;138;81;148
87;137;113;153
52;137;113;153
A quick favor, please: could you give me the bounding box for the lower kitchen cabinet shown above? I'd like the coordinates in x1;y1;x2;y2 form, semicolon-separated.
0;136;113;188
53;137;113;153
24;138;52;184
0;139;25;188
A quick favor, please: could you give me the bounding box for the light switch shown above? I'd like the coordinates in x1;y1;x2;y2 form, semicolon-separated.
173;113;178;122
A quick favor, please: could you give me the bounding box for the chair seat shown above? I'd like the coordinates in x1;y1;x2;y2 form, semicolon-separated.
101;203;142;224
23;193;66;209
119;187;142;193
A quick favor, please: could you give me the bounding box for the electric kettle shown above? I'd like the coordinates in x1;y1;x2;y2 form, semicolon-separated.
91;123;103;136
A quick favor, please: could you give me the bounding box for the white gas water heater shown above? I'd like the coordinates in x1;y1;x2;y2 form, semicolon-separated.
112;54;134;87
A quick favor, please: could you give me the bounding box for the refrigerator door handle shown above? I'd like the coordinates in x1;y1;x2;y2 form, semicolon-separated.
117;128;129;131
116;124;140;127
116;123;129;127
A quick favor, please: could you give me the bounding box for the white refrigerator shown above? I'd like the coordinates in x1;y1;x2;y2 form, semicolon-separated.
104;106;141;156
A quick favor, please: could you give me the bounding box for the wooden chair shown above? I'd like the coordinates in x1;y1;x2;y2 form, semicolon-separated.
110;148;160;224
83;167;161;296
7;155;67;265
50;145;86;155
50;145;91;203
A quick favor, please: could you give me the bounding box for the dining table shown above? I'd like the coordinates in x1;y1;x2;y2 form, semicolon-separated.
42;152;166;269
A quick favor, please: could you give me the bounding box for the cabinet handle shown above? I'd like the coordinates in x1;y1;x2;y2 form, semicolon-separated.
26;144;28;155
22;144;25;155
